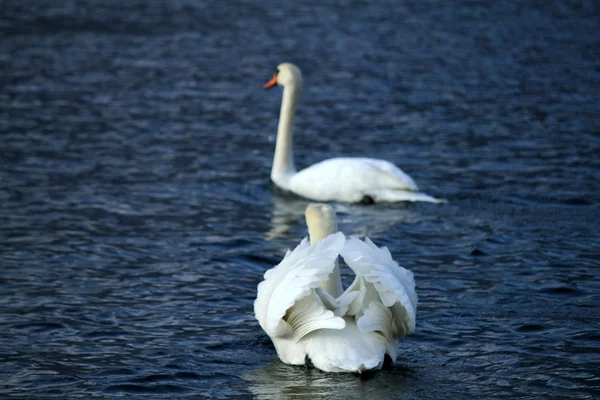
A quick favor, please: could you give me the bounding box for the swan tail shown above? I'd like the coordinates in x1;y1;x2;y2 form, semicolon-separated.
304;319;388;373
370;189;446;203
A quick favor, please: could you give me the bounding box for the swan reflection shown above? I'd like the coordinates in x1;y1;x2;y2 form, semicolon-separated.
266;191;427;242
243;358;416;400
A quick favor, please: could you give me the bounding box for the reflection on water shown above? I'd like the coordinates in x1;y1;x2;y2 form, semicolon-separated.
266;192;310;241
244;359;417;400
267;191;434;242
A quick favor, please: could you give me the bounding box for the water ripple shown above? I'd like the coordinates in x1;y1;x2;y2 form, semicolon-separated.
1;0;599;399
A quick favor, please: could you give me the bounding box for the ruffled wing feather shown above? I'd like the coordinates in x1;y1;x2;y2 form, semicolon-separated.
254;232;347;340
339;236;418;339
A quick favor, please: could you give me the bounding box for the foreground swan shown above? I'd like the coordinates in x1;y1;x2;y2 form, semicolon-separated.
264;63;443;203
254;204;418;373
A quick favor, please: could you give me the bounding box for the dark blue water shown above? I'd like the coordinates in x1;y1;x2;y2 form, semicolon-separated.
1;0;599;398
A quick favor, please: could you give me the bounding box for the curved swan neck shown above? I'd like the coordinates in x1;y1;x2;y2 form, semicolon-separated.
271;83;300;183
305;204;343;298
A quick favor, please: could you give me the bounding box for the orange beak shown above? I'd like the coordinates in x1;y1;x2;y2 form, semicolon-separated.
264;73;278;89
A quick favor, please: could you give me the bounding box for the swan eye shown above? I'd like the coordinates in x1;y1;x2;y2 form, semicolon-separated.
276;69;280;75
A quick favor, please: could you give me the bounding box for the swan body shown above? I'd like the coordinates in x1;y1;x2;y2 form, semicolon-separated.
254;204;418;373
264;63;442;203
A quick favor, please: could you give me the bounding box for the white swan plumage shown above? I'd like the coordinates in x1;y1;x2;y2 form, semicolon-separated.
264;62;443;203
254;203;418;373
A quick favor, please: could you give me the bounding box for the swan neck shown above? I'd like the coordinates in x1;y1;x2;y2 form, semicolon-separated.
271;83;300;181
305;204;343;298
306;204;337;244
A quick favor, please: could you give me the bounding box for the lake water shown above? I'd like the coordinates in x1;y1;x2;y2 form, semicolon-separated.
1;0;599;398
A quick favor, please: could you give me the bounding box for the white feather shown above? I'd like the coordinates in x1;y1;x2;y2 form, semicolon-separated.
341;236;418;336
254;232;346;338
255;227;418;373
266;63;444;204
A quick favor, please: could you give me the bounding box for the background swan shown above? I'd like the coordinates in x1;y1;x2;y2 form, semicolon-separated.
264;63;443;203
254;203;418;373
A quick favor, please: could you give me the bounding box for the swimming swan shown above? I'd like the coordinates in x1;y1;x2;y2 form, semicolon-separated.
264;63;443;203
254;203;418;372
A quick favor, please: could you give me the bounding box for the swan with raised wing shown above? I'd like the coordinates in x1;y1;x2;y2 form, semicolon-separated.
254;203;418;373
264;63;443;203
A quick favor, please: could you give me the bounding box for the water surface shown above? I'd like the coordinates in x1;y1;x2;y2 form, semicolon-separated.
1;0;599;398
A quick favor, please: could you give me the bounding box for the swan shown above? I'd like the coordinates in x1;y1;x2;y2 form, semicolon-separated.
264;63;443;203
254;203;418;373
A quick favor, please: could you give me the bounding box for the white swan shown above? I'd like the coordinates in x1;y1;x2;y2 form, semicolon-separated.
264;63;443;203
254;203;418;373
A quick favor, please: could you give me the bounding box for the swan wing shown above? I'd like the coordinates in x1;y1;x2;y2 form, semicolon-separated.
254;232;347;340
338;236;418;339
288;157;421;202
355;157;418;191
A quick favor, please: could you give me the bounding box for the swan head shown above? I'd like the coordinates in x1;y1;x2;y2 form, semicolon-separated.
264;63;302;89
305;203;337;244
